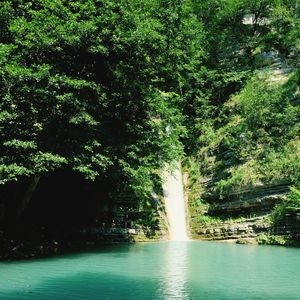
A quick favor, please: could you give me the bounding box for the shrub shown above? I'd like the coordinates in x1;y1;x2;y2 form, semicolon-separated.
272;186;300;226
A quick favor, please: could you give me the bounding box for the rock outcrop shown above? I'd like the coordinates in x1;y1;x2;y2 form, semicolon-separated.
193;216;271;240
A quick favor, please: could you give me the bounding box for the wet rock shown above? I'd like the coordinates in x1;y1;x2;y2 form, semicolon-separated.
236;238;258;245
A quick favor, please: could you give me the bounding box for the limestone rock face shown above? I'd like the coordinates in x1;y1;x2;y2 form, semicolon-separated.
188;177;291;241
194;216;271;240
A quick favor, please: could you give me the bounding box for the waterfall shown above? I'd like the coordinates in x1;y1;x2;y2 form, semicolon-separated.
163;163;189;241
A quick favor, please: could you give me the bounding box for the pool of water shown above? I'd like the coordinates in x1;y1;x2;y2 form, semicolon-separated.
0;241;299;299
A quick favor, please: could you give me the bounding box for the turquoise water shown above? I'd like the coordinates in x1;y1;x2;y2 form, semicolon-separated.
0;241;300;300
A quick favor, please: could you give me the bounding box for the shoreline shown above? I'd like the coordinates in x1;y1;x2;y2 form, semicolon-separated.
2;235;300;261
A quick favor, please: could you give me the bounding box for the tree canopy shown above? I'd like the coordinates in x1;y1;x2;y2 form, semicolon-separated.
0;0;299;218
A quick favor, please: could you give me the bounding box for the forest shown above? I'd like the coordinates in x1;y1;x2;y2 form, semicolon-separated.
0;0;299;257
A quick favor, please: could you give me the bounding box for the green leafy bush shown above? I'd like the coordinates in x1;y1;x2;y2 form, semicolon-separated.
272;186;300;227
256;234;287;245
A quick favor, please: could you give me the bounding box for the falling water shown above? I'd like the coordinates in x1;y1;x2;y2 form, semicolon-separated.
163;163;189;241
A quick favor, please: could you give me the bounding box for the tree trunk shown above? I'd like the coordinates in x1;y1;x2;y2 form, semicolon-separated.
17;174;41;218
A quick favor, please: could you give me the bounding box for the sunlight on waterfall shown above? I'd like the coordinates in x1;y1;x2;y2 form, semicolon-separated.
163;163;189;241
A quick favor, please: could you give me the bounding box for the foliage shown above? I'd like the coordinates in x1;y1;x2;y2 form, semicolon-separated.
195;72;300;199
194;215;223;227
256;234;287;246
272;186;300;227
193;214;248;227
0;0;299;227
0;0;196;208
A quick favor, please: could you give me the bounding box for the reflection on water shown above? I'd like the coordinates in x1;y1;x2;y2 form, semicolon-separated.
160;242;189;299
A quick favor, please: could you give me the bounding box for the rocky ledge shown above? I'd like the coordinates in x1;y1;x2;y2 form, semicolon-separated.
0;225;165;260
193;216;272;240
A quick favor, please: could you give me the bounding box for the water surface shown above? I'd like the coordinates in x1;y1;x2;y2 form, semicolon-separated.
0;241;299;299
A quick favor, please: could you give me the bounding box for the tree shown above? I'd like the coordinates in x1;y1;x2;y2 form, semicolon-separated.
0;0;187;217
